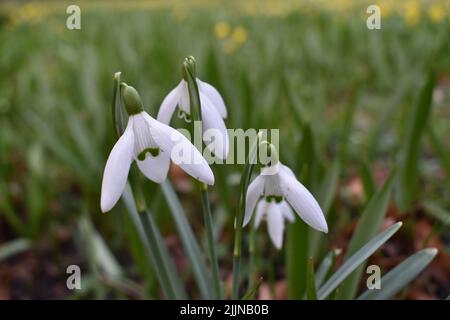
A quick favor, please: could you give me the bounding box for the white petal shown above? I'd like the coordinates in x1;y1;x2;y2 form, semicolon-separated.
243;175;264;227
267;202;285;249
280;163;296;178
179;80;190;113
135;148;170;183
280;201;295;222
280;170;328;233
132;112;158;156
201;94;229;159
157;81;182;124
144;113;214;185
100;118;135;213
254;199;268;228
198;79;228;118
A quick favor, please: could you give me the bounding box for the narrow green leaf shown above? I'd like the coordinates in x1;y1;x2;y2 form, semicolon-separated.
122;184;186;299
427;126;450;186
287;220;309;299
0;238;30;262
318;222;402;300
317;158;341;214
282;72;305;129
78;215;122;279
315;249;341;288
161;181;212;299
337;172;395;299
358;248;438;300
360;160;376;199
141;211;188;299
396;73;435;211
422;201;450;227
242;277;263;300
306;257;318;300
309;158;341;257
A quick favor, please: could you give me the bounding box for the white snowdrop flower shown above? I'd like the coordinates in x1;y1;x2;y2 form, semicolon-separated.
243;162;328;234
254;199;295;249
101;84;214;213
157;78;229;159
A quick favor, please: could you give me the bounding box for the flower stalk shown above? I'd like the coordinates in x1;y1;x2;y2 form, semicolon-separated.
232;133;259;299
183;57;223;299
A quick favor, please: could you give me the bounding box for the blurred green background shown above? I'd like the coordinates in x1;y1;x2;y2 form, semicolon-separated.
0;0;449;299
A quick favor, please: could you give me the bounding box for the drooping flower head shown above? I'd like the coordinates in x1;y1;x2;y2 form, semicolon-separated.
157;57;229;160
244;161;328;234
101;83;214;213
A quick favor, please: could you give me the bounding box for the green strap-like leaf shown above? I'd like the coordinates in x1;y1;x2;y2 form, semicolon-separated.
306;257;318;300
242;277;263;300
395;72;435;211
0;238;30;262
315;249;341;288
317;222;402;300
337;172;395;299
122;184;187;299
161;180;213;299
357;248;438;300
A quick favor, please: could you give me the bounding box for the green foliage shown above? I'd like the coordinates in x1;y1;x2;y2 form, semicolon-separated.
0;1;448;299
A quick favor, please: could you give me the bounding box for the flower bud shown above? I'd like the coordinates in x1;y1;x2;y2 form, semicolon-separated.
122;83;144;115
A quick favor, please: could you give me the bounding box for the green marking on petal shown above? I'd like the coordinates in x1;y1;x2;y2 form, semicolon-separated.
265;195;283;203
137;147;160;161
177;109;192;123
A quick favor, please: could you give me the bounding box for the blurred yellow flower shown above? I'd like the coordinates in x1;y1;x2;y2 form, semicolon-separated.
378;1;393;17
404;0;420;26
428;4;445;22
214;21;231;39
231;26;248;44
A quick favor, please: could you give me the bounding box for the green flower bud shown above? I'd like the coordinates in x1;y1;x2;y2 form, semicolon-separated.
182;56;196;81
122;83;144;115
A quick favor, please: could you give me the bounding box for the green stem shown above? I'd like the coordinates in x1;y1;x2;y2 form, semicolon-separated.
232;185;246;299
232;133;260;299
183;57;222;299
200;185;222;299
232;163;253;299
247;223;256;291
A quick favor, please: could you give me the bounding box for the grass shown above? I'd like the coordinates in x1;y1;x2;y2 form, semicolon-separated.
0;0;449;299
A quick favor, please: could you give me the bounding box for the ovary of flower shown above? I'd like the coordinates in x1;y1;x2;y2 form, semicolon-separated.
243;162;328;234
157;78;229;160
214;21;231;39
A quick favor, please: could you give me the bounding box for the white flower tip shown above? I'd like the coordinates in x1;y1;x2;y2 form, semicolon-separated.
201;169;215;186
315;218;328;233
242;214;250;227
114;72;121;80
274;241;283;250
425;248;438;256
100;198;113;213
